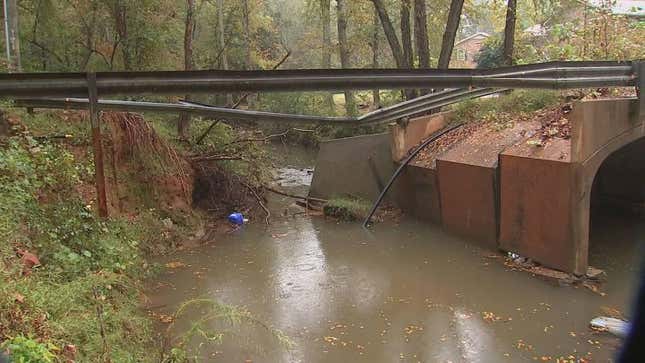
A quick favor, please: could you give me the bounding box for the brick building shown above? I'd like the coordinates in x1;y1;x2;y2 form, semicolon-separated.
450;32;490;69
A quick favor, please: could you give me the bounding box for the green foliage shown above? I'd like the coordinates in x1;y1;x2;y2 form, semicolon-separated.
323;197;371;222
0;128;156;361
452;89;560;124
15;110;91;146
259;92;337;117
475;37;505;69
165;298;293;362
0;335;57;363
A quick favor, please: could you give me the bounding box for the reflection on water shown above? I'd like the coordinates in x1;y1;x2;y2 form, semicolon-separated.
147;146;642;362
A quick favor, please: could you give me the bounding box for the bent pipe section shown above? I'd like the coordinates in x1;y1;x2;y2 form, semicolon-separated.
15;88;505;126
362;123;465;228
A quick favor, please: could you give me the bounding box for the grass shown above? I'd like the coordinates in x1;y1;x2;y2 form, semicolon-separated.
323;197;371;222
163;298;293;361
451;89;561;128
1;107;288;362
0;116;161;361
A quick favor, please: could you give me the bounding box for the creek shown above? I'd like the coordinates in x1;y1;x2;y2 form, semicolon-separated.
147;144;642;362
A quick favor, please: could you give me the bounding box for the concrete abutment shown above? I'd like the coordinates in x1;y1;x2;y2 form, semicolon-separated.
309;98;643;274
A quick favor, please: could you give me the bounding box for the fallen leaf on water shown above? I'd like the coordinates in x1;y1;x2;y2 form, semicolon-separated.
599;306;625;320
160;315;173;323
323;336;338;345
165;261;185;269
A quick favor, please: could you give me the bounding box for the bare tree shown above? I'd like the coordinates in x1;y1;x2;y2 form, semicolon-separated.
413;0;429;69
108;0;131;70
178;0;195;139
503;0;517;65
242;0;257;106
400;0;413;69
336;0;356;115
371;0;417;99
242;0;252;70
320;0;334;111
371;8;380;109
217;0;232;105
6;0;21;71
370;0;405;68
437;0;464;69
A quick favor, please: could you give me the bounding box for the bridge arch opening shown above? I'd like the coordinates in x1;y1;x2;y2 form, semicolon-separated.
587;137;645;276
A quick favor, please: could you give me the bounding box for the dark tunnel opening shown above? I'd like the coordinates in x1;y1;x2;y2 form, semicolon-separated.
588;137;645;280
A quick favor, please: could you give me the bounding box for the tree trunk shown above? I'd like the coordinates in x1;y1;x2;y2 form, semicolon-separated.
371;8;380;109
413;0;429;69
371;0;405;69
6;0;21;71
400;0;416;99
217;0;232;105
503;0;517;66
242;0;252;70
113;1;130;70
320;0;334;112
242;0;257;107
336;0;356;116
413;0;429;95
400;0;413;69
437;0;464;69
178;0;195;139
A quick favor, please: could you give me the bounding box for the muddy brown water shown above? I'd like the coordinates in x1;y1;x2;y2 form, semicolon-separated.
147;145;643;362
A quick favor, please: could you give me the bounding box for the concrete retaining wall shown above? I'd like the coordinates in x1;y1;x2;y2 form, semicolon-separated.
499;98;643;274
309;98;644;275
309;133;395;201
390;112;451;161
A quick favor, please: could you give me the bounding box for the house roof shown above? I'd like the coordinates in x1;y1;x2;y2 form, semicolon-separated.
454;32;490;46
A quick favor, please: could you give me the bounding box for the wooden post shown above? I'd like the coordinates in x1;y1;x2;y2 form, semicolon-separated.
87;73;108;218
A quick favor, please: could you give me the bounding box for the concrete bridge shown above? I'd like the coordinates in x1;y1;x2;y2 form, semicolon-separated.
310;97;644;275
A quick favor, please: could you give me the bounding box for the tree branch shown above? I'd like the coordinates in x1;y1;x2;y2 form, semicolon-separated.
195;51;291;145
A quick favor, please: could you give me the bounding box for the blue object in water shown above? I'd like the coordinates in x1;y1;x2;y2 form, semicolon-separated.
228;212;245;225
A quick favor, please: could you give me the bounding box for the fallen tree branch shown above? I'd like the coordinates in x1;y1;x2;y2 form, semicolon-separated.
222;127;314;147
264;185;327;204
190;155;248;162
242;182;270;225
194;120;220;145
195;50;291;145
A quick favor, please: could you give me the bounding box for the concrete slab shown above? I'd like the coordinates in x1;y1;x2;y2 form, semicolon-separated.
390;112;450;161
436;121;541;247
394;164;441;223
309;133;395;201
499;138;576;272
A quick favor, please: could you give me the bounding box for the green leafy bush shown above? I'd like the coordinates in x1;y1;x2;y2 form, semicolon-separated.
0;125;154;361
1;335;57;363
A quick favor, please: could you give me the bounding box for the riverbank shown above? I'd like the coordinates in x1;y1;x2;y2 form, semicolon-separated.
0;108;264;361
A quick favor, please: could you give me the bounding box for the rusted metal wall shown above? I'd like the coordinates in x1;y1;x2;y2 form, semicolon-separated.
394;165;442;223
437;160;498;247
499;145;575;272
